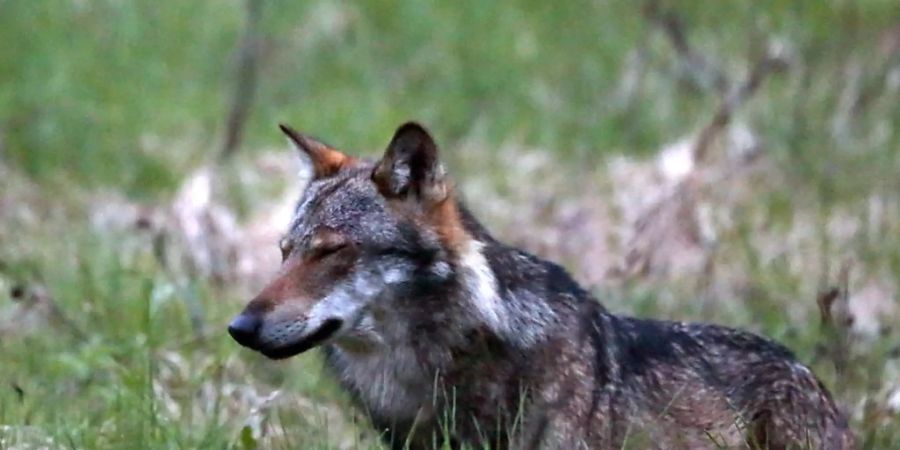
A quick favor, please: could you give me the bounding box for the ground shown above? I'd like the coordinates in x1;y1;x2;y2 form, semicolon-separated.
1;1;899;449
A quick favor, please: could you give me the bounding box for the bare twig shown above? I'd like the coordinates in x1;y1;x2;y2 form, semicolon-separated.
816;287;841;330
614;40;649;110
220;0;264;161
693;46;788;163
816;261;853;384
642;0;728;94
620;35;787;279
643;2;789;164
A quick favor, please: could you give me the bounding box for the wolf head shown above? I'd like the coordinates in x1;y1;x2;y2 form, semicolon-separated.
228;122;481;359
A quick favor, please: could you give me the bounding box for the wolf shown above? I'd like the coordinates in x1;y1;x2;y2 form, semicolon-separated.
228;122;855;449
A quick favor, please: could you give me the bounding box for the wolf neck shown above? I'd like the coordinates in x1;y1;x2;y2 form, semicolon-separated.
452;202;578;348
457;238;508;333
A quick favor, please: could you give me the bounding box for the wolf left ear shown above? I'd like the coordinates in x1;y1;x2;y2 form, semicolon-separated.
372;122;449;203
279;124;352;179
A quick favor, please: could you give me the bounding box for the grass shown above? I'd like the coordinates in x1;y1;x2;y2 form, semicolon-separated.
1;0;899;448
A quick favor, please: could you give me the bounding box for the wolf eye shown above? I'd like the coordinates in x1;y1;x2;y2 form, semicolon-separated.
308;230;349;259
309;240;348;259
279;238;294;262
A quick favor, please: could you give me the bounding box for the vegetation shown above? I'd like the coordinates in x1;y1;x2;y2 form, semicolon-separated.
1;0;898;448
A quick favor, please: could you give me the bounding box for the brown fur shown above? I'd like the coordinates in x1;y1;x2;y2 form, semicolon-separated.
249;234;357;313
230;122;856;450
279;123;356;177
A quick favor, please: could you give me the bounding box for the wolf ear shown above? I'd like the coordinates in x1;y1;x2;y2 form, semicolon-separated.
279;124;351;179
372;122;448;203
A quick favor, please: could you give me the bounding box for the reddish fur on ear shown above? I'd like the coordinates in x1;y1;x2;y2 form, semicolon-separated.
374;122;467;251
279;124;354;178
429;193;468;252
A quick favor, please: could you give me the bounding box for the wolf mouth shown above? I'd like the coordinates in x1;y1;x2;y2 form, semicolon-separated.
261;318;343;360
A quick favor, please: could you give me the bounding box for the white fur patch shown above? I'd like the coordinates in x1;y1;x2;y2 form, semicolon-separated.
458;241;558;347
458;239;507;334
289;137;315;187
331;341;426;421
392;163;411;192
431;261;452;279
382;267;410;285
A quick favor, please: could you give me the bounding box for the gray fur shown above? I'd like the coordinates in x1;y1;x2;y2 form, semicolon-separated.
230;123;855;450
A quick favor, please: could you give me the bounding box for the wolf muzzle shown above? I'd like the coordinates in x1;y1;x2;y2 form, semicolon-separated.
228;312;343;359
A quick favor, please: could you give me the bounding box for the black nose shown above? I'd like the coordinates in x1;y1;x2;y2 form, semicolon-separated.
228;313;261;348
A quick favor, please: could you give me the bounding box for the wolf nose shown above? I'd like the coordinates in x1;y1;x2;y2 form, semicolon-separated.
228;313;261;348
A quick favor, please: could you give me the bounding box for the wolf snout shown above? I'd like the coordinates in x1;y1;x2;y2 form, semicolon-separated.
228;312;262;348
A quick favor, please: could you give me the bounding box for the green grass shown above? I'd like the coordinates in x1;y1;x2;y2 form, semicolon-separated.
2;0;900;448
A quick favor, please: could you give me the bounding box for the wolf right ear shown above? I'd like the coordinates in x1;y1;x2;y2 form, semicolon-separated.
279;124;352;179
372;122;449;203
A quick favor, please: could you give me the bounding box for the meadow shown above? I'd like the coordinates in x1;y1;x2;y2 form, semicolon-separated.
1;1;899;448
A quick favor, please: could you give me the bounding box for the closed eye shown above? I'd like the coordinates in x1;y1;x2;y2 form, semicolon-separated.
309;242;348;259
307;227;350;260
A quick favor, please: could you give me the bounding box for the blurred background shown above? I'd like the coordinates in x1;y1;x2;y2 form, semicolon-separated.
1;0;899;448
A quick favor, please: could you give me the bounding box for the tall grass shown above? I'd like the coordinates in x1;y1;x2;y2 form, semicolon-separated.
1;1;899;448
